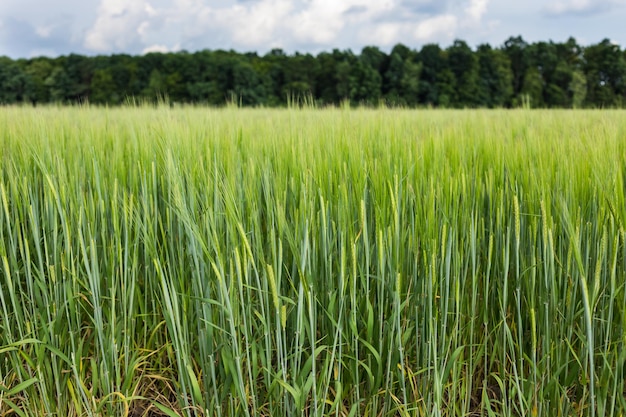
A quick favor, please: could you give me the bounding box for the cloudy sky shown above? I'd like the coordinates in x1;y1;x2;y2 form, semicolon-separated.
0;0;623;58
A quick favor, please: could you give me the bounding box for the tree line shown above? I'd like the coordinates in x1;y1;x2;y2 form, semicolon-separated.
1;36;625;108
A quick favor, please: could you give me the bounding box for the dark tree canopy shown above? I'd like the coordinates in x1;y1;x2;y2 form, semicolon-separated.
1;37;625;108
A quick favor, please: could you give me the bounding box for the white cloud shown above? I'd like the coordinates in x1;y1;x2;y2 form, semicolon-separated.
356;0;494;47
35;19;73;40
137;21;150;37
414;14;458;42
35;25;53;38
213;0;294;47
85;0;157;51
544;0;624;15
286;0;348;44
148;0;397;50
359;22;401;46
142;44;167;54
414;0;493;44
466;0;488;21
80;0;495;54
145;3;157;16
8;0;626;59
0;0;499;57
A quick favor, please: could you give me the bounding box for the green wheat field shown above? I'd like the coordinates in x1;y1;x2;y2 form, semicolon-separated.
1;106;626;417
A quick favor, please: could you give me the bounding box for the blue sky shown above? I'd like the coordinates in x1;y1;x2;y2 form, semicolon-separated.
0;0;623;58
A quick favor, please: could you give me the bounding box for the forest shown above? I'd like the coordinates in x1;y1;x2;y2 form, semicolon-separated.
0;36;625;108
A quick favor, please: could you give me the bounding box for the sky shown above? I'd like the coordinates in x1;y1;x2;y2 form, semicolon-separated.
0;0;623;58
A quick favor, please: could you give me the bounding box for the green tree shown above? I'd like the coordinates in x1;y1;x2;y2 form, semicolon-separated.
520;66;543;108
504;36;529;98
350;57;382;104
184;50;227;104
383;52;406;104
436;67;456;108
0;57;27;103
0;37;622;108
447;40;479;107
360;46;388;75
165;71;185;102
400;60;422;106
45;67;73;102
383;44;418;105
315;50;344;105
569;69;587;108
162;53;192;102
545;60;571;107
281;53;319;103
61;54;93;102
526;41;572;107
232;58;266;105
584;39;626;107
186;80;221;104
143;69;166;100
336;59;352;100
107;55;142;98
262;49;288;105
417;44;445;105
90;68;119;104
23;58;54;104
557;37;584;68
476;44;513;107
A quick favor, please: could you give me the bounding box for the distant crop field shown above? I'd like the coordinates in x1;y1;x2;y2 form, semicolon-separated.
1;106;625;417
